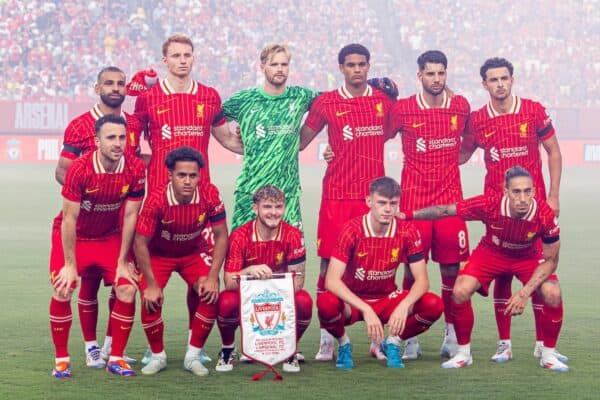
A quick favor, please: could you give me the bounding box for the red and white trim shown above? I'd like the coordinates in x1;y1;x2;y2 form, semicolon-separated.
500;195;537;221
160;78;198;95
362;213;397;238
166;182;199;205
251;219;282;242
486;95;521;118
92;150;125;174
416;90;451;110
338;84;372;99
89;104;126;121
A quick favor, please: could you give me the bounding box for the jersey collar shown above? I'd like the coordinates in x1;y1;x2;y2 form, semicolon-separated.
500;195;537;221
362;212;396;238
416;90;451;110
486;95;521;118
338;84;372;99
92;150;125;174
251;219;283;242
166;182;199;205
90;104;126;121
160;78;198;95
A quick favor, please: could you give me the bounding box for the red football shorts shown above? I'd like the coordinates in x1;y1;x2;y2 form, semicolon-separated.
140;252;212;289
460;245;558;297
49;229;121;287
410;216;469;264
317;199;369;258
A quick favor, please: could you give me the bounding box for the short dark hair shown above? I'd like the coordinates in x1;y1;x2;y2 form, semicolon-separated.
94;114;126;136
97;66;125;83
253;185;285;204
480;57;514;80
165;146;205;170
338;43;370;65
417;50;447;70
369;176;400;198
504;165;532;187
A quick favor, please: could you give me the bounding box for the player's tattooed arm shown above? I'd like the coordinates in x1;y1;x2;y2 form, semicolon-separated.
401;204;457;220
211;123;244;155
505;240;560;316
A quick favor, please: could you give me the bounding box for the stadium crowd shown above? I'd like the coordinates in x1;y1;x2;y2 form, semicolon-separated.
1;0;597;106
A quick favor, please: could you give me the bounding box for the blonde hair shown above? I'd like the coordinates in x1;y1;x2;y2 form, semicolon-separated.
162;34;194;56
260;44;291;65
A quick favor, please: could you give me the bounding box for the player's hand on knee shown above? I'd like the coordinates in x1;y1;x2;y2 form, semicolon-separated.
322;145;334;163
196;276;220;304
363;307;384;342
116;260;140;291
53;265;77;298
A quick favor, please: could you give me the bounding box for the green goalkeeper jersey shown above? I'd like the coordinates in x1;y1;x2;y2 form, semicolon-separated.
223;86;318;197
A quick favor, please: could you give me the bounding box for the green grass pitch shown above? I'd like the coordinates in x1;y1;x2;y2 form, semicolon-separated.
0;163;598;399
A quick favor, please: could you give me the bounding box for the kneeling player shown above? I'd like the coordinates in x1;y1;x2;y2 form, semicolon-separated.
216;185;311;373
49;115;145;377
134;147;228;377
317;177;443;369
402;166;566;371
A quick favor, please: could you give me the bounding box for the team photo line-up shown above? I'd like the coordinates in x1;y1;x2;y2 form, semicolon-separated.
48;33;566;379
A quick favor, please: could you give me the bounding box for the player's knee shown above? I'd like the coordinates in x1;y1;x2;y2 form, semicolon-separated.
540;281;562;307
451;285;472;304
115;283;136;302
317;292;340;320
218;290;239;319
295;290;313;320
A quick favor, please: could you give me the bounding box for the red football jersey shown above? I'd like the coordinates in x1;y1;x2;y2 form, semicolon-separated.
390;92;470;209
53;151;146;239
225;220;306;274
332;214;424;299
464;96;555;199
304;85;393;200
61;104;142;159
456;194;559;259
135;79;226;190
136;181;226;258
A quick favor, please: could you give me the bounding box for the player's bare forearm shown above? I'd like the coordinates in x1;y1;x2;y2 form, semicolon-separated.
118;200;142;263
133;234;157;286
543;136;562;211
212;124;244;155
521;241;560;298
326;258;371;315
209;223;228;278
288;261;306;292
459;134;477;165
299;124;319;151
55;157;72;185
413;204;457;220
402;260;430;309
223;272;239;291
61;200;80;268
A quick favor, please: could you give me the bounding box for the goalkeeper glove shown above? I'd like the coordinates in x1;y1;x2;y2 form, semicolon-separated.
367;77;398;99
127;68;158;96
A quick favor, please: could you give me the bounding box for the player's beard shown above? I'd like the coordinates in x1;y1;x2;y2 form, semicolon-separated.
423;83;445;96
101;92;125;108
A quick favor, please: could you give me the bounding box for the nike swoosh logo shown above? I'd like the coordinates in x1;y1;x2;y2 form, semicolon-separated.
161;219;175;224
336;111;350;117
246;256;258;261
120;326;130;330
357;252;368;257
459;248;469;255
491;224;503;230
484;131;496;138
85;188;100;193
411;122;425;128
157;108;170;115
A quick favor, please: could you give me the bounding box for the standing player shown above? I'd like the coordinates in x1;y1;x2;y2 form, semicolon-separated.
55;66;142;367
216;185;311;373
300;43;395;361
460;57;565;362
388;50;470;360
134;34;241;363
222;44;318;232
401;166;566;371
134;147;227;377
317;177;443;369
49;115;146;378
